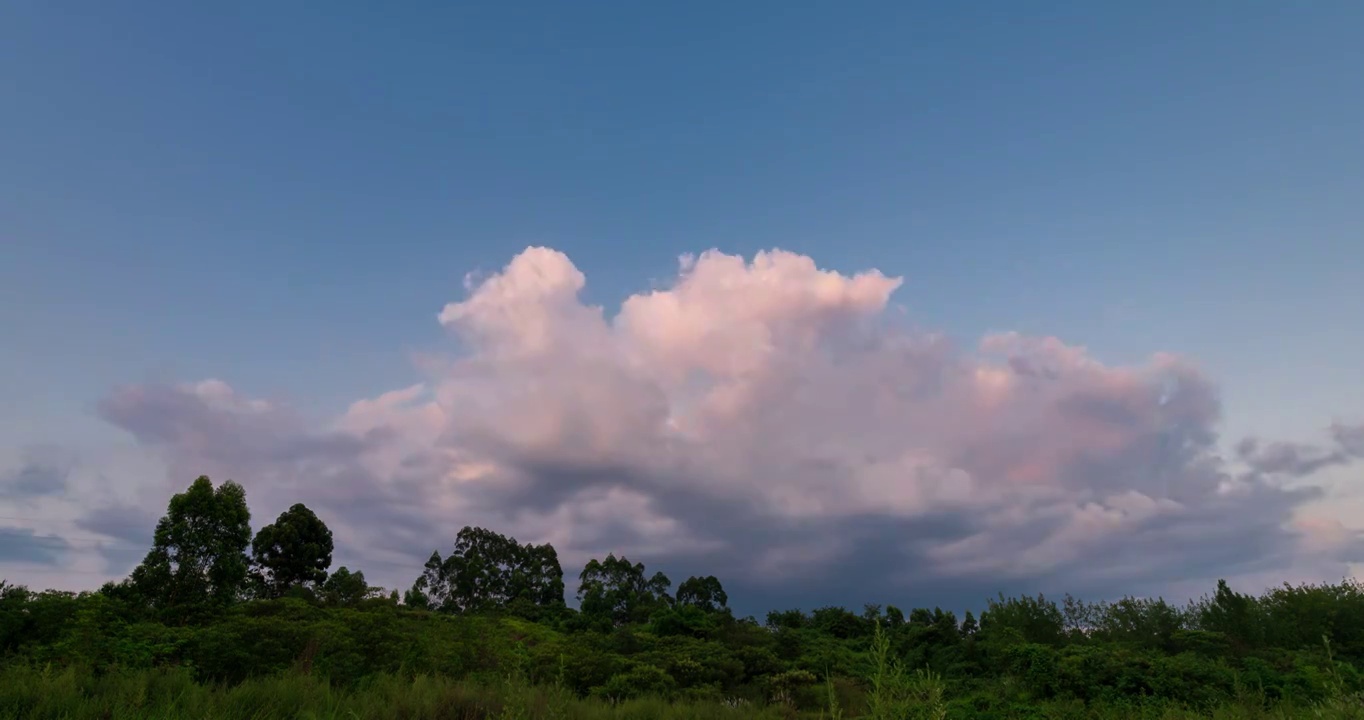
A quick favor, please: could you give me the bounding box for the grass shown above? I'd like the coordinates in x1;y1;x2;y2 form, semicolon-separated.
2;662;1363;720
0;663;795;720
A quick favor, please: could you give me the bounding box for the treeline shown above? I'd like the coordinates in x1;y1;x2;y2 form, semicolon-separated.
3;475;1364;718
82;476;731;631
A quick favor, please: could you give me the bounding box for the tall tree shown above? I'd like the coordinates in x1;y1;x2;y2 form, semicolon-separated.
961;610;979;636
410;526;565;615
1092;595;1183;651
676;575;729;613
979;592;1066;647
128;476;253;610
577;554;672;626
250;503;333;598
1196;578;1264;650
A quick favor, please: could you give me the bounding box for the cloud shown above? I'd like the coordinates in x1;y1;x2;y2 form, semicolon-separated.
72;504;159;575
89;247;1364;613
0;527;68;566
1234;427;1364;479
0;447;73;499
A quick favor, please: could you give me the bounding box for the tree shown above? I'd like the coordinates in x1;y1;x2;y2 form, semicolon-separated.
410;526;565;615
250;503;333;598
1092;595;1184;652
979;592;1066;647
577;554;672;626
811;605;868;639
1195;579;1263;650
961;610;979;636
676;575;728;613
128;475;252;611
766;609;808;630
322;566;375;606
0;581;32;654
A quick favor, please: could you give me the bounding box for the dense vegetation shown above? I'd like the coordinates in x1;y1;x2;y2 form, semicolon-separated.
4;475;1364;719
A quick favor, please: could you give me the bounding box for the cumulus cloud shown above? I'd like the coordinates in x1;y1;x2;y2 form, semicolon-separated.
82;247;1364;612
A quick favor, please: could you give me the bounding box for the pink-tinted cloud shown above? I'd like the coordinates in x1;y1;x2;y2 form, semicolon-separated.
73;247;1364;609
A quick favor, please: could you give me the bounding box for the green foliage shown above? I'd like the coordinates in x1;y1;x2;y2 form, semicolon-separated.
4;574;1364;718
822;668;845;720
577;554;673;627
322;566;377;607
595;663;677;702
675;575;728;613
412;526;566;619
979;592;1066;647
128;475;253;614
648;604;719;639
0;664;807;720
7;475;1364;718
251;502;333;598
767;668;816;707
810;606;869;640
1195;578;1268;651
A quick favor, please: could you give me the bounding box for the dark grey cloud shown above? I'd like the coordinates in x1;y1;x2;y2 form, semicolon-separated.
1237;438;1346;478
0;527;68;566
1236;422;1364;480
74;504;158;574
75;503;156;545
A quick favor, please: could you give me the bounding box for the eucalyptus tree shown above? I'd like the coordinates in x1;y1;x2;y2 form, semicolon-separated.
128;475;252;610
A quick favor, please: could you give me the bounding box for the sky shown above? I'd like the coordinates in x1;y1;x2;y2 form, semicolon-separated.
2;1;1363;617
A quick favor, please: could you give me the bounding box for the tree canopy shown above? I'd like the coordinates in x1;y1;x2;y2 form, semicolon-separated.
407;525;565;617
128;475;252;611
250;503;333;598
577;553;673;627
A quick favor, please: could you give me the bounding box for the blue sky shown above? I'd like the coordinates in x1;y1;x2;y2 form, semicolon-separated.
2;2;1363;608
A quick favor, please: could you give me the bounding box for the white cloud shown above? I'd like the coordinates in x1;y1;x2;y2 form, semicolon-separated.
13;246;1363;610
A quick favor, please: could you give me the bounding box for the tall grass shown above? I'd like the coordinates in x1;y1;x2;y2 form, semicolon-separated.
3;660;1363;719
864;618;947;720
0;663;794;720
